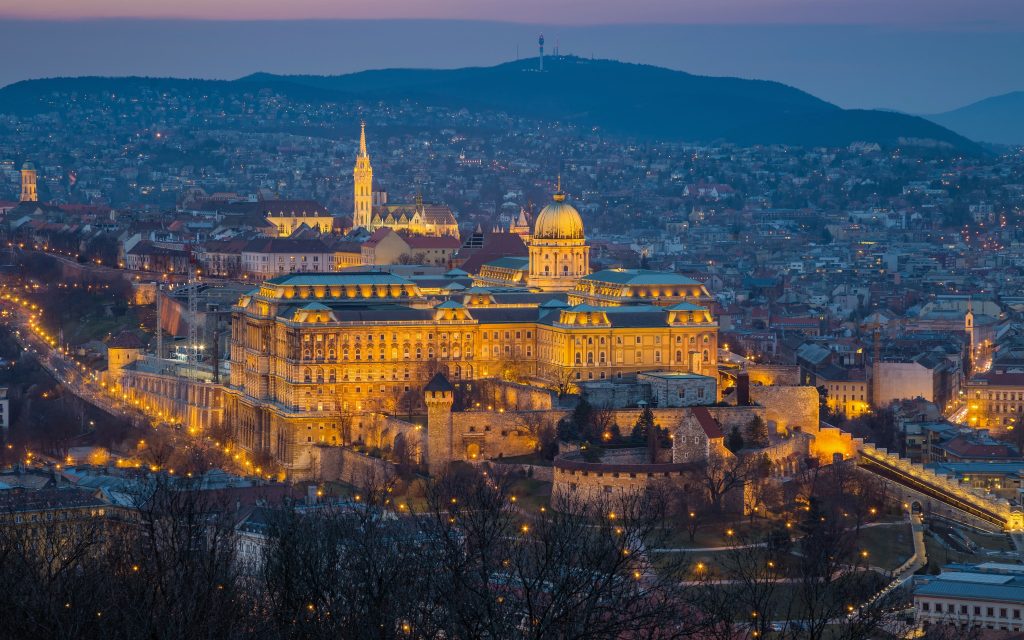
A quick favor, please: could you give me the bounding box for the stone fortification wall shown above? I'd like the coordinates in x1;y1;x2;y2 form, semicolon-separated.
309;446;397;487
750;385;819;434
747;364;801;387
551;448;695;506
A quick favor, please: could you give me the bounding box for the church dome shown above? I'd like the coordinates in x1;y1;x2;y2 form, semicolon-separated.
533;191;584;240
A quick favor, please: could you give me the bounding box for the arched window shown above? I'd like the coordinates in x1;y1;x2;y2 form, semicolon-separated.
303;368;311;383
702;349;709;362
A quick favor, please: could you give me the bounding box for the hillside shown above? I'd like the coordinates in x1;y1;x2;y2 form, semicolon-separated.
0;57;981;152
928;91;1024;146
240;57;980;151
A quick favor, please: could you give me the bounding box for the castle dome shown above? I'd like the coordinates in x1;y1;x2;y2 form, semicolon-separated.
533;190;584;240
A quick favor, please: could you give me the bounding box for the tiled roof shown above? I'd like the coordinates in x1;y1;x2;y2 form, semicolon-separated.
691;407;724;439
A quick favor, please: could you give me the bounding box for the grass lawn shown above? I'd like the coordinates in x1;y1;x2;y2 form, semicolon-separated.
923;534;972;569
657;517;776;549
857;522;914;571
961;529;1013;552
508;477;552;511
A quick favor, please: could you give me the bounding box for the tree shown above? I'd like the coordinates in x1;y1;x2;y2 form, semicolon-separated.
696;451;751;513
631;406;654;438
517;412;558;459
421;468;701;639
725;425;745;453
744;415;769;448
564;394;594;441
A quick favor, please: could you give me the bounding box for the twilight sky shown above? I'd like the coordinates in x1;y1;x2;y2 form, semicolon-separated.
0;1;1021;114
2;0;1023;25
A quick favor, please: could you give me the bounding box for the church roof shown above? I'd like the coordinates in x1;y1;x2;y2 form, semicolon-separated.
374;203;457;226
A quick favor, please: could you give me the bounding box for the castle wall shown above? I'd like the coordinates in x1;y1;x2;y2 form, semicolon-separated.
749;385;819;434
747;364;801;387
551;451;695;506
309;446;397;487
448;410;562;462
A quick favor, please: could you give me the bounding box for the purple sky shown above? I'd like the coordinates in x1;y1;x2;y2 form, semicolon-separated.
3;0;1023;26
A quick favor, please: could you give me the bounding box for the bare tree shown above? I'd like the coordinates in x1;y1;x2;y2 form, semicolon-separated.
695;451;753;514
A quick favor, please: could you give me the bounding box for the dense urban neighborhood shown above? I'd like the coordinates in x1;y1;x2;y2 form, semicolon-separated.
2;52;1024;640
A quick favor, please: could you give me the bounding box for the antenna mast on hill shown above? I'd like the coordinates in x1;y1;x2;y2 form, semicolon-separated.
539;34;544;71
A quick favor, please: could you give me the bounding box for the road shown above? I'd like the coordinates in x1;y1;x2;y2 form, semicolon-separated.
0;283;220;471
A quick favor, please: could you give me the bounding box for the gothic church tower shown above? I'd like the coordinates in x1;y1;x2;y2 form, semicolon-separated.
352;122;373;229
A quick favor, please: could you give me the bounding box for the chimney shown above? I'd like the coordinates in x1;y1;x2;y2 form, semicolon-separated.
736;371;750;406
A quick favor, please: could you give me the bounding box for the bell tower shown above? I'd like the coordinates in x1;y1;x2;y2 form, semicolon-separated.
352;122;373;229
20;162;37;203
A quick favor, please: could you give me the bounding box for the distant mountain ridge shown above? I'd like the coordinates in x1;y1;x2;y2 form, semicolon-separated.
0;56;982;152
927;91;1024;146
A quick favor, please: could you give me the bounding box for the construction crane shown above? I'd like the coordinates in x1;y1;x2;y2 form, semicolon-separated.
187;273;199;381
155;282;163;361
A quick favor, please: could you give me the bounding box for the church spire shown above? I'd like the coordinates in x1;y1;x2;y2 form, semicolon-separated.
353;122;373;229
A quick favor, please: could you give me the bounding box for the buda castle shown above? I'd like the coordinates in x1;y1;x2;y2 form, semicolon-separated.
352;123;459;238
225;181;719;476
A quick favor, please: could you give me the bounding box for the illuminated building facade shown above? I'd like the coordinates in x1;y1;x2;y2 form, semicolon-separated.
966;372;1024;430
225;188;718;476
